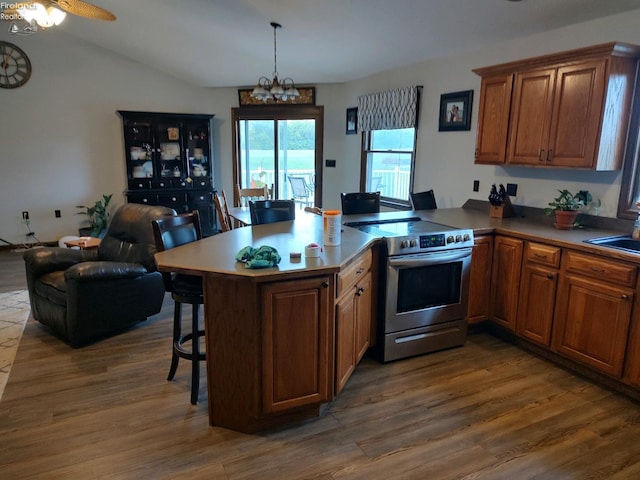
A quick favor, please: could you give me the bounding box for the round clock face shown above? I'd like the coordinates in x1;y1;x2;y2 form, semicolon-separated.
0;41;32;89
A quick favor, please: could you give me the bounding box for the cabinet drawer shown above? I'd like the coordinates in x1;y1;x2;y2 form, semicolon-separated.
158;193;187;211
128;179;152;190
525;242;560;267
336;249;372;298
154;178;189;189
127;193;158;205
187;191;212;205
192;177;212;188
565;250;637;287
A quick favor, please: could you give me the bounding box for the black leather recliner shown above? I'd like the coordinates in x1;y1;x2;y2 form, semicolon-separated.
23;203;176;347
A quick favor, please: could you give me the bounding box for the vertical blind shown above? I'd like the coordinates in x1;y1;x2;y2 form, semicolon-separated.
357;86;420;132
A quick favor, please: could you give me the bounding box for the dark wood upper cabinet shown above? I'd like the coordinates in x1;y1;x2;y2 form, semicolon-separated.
473;42;640;170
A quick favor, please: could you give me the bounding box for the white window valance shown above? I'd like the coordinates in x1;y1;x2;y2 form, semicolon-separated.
357;86;419;132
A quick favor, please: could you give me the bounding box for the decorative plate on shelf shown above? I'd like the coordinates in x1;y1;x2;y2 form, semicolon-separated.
160;142;180;160
142;161;153;177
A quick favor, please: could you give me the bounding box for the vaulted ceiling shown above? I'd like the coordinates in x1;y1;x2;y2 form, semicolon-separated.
14;0;640;87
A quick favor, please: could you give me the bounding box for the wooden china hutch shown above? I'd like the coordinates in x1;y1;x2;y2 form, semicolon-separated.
117;111;217;235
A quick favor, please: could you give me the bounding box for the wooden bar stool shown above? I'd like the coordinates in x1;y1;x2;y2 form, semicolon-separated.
152;211;205;404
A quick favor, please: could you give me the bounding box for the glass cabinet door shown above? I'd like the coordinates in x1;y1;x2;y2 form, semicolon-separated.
124;120;154;182
156;121;184;180
185;120;210;182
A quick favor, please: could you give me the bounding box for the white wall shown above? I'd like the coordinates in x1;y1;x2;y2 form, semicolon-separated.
340;9;640;216
2;9;640;244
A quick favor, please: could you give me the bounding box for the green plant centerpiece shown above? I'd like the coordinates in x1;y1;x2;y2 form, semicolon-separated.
545;189;600;230
76;193;113;238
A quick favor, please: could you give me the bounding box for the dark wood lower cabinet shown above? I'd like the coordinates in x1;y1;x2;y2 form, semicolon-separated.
552;274;633;377
468;235;493;323
490;236;523;331
262;276;333;413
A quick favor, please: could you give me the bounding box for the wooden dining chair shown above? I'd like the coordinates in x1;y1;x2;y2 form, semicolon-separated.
235;184;269;207
410;189;438;210
213;191;233;232
340;191;381;215
249;199;296;225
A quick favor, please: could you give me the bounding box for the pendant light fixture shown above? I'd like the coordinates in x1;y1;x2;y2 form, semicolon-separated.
251;22;300;102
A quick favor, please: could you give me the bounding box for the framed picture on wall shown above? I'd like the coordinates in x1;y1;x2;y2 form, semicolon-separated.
346;107;358;134
438;90;473;131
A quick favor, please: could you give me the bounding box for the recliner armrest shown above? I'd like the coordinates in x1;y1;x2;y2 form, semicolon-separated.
65;261;148;281
23;247;97;278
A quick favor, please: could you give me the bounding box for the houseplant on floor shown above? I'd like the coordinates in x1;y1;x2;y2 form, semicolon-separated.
76;193;113;238
545;189;600;230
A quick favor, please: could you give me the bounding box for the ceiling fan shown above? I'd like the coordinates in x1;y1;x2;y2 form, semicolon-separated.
3;0;115;28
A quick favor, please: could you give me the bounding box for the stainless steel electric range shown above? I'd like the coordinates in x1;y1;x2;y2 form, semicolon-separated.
346;217;474;362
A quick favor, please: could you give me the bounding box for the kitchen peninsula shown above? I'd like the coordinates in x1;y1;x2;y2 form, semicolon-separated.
155;205;640;433
155;212;382;432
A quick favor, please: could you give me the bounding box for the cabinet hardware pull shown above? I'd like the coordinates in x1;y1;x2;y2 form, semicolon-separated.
355;286;365;296
547;149;552;161
590;267;606;273
539;150;545;161
322;281;329;288
622;294;629;300
547;274;555;279
534;253;547;259
356;268;364;274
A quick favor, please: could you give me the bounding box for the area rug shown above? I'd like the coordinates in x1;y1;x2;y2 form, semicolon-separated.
0;290;30;401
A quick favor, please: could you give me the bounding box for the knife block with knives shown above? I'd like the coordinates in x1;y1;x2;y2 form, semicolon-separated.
488;184;515;218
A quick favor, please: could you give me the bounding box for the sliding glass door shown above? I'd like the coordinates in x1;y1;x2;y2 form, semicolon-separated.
232;105;324;208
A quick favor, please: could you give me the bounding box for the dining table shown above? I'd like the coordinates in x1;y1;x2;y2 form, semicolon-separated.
227;206;252;227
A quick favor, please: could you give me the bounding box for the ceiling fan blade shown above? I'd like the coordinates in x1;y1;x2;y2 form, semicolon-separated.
55;0;116;21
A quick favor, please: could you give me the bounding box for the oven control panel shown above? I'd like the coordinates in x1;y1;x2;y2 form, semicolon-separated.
389;229;474;255
420;233;446;248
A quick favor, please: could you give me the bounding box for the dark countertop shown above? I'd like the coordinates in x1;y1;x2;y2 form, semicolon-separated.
416;207;640;263
155;206;640;280
155;212;379;279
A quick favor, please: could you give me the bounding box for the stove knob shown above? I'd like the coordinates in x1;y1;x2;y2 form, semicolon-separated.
447;235;454;244
401;240;409;248
455;234;462;242
463;233;470;242
410;239;418;247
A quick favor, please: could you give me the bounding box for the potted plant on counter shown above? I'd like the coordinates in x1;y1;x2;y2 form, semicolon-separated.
76;193;113;238
545;189;600;230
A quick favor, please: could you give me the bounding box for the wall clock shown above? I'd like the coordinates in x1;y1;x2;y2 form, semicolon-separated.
0;41;32;89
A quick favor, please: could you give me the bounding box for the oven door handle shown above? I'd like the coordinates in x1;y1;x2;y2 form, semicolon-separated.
388;248;472;267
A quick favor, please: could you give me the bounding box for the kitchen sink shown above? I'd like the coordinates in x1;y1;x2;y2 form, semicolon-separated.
584;235;640;254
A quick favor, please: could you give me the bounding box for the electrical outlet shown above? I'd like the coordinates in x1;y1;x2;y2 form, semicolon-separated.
22;211;29;220
55;210;61;218
473;180;479;192
325;159;336;168
506;183;518;196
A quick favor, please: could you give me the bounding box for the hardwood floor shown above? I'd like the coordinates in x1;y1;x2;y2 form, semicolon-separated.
0;248;28;292
2;249;640;478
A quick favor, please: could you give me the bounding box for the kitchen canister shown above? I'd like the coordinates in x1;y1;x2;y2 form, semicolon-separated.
323;210;342;246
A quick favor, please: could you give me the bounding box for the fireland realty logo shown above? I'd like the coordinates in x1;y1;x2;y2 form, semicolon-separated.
1;2;39;35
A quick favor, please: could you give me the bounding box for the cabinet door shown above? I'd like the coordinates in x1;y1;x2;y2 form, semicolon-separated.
552;275;633;377
547;60;606;168
623;310;640;386
490;236;523;330
335;292;356;395
507;68;556;165
516;263;557;346
262;276;332;413
475;74;513;164
468;236;493;323
355;272;372;362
